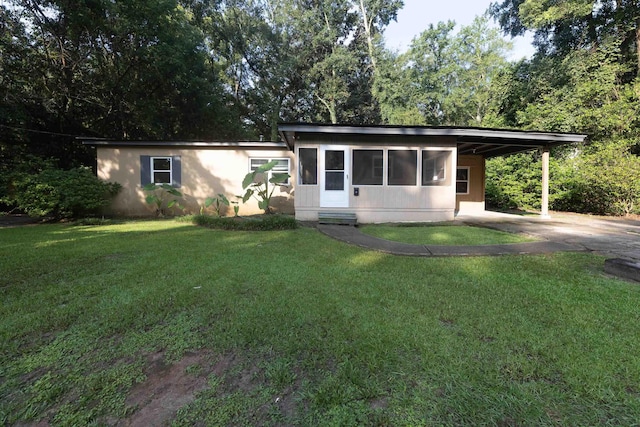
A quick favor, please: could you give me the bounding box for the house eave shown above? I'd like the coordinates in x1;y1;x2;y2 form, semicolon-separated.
277;123;588;157
80;139;290;150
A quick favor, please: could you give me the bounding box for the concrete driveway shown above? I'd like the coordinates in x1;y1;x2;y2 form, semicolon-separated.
457;211;640;262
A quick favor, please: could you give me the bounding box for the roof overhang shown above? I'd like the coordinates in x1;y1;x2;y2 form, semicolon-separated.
278;123;587;158
80;138;289;150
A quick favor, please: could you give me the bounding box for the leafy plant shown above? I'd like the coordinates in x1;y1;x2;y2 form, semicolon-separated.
143;183;183;216
241;161;289;214
204;194;228;216
203;194;242;217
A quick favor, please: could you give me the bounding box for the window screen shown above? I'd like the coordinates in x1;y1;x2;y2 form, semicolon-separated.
388;150;417;186
299;148;317;185
353;150;383;185
422;151;450;186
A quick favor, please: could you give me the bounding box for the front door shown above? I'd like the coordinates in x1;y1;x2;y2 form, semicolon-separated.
320;146;349;208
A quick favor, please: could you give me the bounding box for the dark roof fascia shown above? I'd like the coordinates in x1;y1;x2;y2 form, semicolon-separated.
278;123;588;150
80;139;290;150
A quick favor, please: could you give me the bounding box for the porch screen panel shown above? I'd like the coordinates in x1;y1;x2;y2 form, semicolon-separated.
299;148;317;185
388;150;417;186
353;150;383;185
421;151;451;186
325;150;344;191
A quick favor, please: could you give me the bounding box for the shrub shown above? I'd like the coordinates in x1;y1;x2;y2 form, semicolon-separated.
554;146;640;216
14;167;121;218
192;214;298;231
485;153;542;211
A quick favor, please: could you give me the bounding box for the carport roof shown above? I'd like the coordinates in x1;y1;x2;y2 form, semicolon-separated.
278;123;588;158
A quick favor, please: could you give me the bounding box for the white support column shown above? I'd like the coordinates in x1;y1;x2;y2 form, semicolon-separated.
541;147;550;219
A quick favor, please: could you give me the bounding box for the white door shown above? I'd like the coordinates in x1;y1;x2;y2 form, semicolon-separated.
320;146;349;208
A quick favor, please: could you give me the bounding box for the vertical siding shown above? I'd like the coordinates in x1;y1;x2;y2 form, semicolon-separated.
293;138;458;222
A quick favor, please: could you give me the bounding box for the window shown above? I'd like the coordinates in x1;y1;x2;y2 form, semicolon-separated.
353;149;383;185
388;150;417;186
140;155;181;187
456;167;469;194
325;150;345;190
298;148;317;185
151;157;172;184
422;151;450;186
250;158;290;185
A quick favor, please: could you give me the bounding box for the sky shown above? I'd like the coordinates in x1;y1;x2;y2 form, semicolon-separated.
384;0;535;60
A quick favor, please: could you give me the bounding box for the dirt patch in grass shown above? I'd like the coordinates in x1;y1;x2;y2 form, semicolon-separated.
123;351;213;426
122;350;304;425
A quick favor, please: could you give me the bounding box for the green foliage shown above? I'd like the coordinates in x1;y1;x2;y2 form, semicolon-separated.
142;183;183;217
552;145;640;215
204;194;242;217
485;153;544;211
192;214;298;230
376;16;512;126
241;161;290;214
204;194;229;217
12;167;120;218
485;35;640;215
490;0;640;77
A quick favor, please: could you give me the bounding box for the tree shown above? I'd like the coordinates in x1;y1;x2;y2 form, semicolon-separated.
376;16;512;126
490;0;640;77
1;0;234;166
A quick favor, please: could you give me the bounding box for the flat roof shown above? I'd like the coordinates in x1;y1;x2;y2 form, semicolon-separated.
278;123;588;158
80;139;289;150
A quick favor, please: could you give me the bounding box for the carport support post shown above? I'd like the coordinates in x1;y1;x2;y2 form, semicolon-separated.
541;147;550;219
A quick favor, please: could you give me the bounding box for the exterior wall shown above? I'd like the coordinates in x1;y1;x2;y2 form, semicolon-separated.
97;146;294;217
455;154;485;213
294;136;458;223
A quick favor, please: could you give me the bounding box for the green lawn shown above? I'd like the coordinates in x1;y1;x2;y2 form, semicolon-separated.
359;224;536;245
1;220;639;425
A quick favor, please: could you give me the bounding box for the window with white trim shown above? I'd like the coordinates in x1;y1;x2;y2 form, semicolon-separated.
456;167;470;194
421;151;450;186
250;158;290;185
151;157;172;184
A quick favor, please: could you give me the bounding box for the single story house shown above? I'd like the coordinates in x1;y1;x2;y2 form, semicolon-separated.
83;123;587;222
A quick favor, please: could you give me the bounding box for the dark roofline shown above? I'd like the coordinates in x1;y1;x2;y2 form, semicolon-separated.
80;138;289;150
277;123;588;157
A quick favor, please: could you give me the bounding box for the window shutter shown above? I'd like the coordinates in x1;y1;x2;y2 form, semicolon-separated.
140;156;151;186
172;156;181;188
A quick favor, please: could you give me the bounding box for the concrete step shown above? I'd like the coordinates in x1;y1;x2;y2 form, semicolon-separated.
318;212;357;226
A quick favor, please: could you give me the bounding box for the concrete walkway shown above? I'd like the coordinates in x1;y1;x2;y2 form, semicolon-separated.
317;211;640;260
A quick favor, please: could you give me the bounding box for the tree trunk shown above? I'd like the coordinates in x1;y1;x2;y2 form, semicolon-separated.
636;17;640;77
359;0;377;72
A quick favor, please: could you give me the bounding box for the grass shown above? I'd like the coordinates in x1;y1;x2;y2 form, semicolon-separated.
359;223;536;245
1;220;640;425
